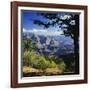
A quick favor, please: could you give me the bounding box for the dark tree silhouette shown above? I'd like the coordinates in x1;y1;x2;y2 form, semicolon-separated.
33;12;79;74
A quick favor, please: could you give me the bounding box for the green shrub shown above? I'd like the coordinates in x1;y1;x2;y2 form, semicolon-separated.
33;57;49;70
58;60;66;72
23;50;31;66
48;60;57;68
29;51;48;70
23;50;57;70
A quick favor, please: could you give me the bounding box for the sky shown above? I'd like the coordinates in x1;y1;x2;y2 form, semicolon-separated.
21;10;77;44
22;10;45;30
21;10;72;36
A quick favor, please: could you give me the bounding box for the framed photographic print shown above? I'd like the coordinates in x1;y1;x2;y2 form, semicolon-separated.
11;1;88;88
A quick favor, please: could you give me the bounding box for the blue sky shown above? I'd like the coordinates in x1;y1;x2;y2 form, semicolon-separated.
22;10;48;30
21;10;75;45
21;10;73;36
21;10;76;46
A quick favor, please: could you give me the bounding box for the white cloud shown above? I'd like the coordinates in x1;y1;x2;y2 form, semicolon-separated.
62;24;68;27
23;28;63;36
60;15;71;20
70;20;75;25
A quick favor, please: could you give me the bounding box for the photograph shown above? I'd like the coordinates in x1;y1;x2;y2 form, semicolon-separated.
22;10;80;77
